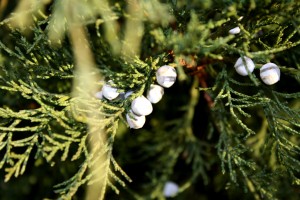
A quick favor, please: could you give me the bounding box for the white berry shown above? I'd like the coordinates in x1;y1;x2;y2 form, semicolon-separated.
102;81;119;100
260;63;280;85
234;56;255;76
124;90;134;99
131;95;153;116
146;84;164;104
163;181;179;197
126;110;146;129
229;26;240;35
156;65;177;88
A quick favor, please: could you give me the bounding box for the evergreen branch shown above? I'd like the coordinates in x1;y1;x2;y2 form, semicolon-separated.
0;107;47;122
52;133;81;142
10;134;37;147
110;156;133;183
244;177;261;200
53;118;128;200
33;97;73;130
257;87;300;190
44;146;59;163
71;134;88;161
225;87;256;137
0;132;12;169
43;134;80;163
54;161;89;199
279;123;300;136
272;91;300;99
0;41;35;65
4;134;37;182
251;39;300;56
0;125;42;132
277;134;300;155
108;168;126;188
107;179;120;195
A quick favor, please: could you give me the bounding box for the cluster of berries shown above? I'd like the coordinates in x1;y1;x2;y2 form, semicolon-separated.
234;56;281;85
97;65;177;129
228;26;281;85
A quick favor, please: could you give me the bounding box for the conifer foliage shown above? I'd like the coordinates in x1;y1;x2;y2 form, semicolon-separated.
0;0;300;199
